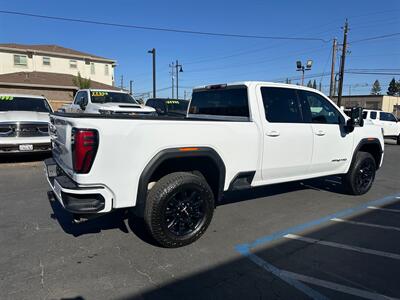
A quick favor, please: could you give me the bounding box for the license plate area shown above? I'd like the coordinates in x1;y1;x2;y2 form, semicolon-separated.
47;164;59;178
19;144;33;151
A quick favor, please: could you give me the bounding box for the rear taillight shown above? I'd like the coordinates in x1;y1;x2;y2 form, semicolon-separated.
72;128;98;174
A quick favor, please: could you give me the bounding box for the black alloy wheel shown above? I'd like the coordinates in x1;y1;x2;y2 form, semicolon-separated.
163;187;206;237
354;159;375;193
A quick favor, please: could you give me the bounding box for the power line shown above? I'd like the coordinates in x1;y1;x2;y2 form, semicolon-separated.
0;10;330;42
350;32;400;44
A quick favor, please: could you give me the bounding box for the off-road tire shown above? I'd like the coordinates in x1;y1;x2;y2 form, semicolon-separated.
144;172;214;248
342;152;376;195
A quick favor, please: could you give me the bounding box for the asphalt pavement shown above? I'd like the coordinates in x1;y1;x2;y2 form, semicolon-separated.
0;142;399;300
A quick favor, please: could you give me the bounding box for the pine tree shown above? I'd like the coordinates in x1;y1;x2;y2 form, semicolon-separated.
307;80;313;88
72;72;91;89
370;80;381;95
312;80;317;89
387;78;398;96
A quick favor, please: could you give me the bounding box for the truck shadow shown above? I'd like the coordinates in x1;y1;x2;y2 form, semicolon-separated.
0;152;51;164
48;176;345;242
48;191;130;237
220;176;346;206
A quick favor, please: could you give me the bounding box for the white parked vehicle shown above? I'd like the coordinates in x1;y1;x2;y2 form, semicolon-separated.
363;109;400;144
0;94;52;153
66;89;156;115
45;82;384;247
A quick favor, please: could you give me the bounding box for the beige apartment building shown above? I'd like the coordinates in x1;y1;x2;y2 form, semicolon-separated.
0;44;118;109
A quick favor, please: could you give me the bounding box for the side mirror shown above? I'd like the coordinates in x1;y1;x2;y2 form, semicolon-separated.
345;107;364;133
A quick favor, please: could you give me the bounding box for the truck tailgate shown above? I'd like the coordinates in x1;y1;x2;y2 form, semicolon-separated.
49;115;74;173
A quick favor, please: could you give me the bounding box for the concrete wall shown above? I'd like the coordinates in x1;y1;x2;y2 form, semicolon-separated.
0;86;74;111
0;51;114;86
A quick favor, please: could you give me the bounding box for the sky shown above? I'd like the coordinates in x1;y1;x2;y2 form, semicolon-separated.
0;0;399;98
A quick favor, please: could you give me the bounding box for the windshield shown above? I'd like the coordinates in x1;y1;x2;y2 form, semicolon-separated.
90;91;138;104
0;96;52;112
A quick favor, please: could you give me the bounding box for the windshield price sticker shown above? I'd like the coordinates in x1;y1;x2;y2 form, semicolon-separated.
91;91;108;97
0;96;14;101
166;100;179;104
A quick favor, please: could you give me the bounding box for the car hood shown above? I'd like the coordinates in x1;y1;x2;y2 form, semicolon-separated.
97;103;156;113
0;111;50;123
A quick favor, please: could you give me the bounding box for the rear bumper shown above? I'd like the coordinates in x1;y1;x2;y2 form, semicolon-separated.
44;158;113;214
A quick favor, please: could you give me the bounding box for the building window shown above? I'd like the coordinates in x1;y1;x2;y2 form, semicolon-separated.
42;57;51;66
14;54;28;66
105;64;109;76
70;60;77;69
90;62;95;75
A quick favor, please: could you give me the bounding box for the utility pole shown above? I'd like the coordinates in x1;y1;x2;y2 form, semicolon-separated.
175;60;183;99
184;90;187;100
147;48;156;98
120;75;124;90
169;62;175;98
129;80;133;95
337;19;349;107
329;38;337;98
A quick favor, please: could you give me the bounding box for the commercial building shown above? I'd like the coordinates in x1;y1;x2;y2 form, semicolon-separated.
332;95;400;117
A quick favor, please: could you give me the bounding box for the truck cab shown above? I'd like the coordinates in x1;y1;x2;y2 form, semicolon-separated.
68;89;156;115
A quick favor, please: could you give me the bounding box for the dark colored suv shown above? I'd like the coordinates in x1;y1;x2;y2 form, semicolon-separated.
146;98;189;116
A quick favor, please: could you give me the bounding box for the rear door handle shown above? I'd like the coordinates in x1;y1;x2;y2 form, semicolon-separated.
266;130;280;137
315;130;326;136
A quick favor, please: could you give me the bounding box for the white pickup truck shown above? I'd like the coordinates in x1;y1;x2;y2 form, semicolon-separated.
0;94;52;153
45;82;384;247
363;109;400;145
66;89;156;115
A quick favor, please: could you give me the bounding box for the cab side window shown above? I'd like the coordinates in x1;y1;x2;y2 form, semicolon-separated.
298;90;342;124
370;111;377;119
261;87;302;123
380;112;397;122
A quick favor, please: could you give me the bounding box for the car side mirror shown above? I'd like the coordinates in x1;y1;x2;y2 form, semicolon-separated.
345;107;364;133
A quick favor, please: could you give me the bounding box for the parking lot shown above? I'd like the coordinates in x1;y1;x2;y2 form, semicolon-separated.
0;142;399;300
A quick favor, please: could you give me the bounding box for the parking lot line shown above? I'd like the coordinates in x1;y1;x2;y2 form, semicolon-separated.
367;206;400;213
284;233;400;260
235;192;400;300
331;218;400;232
280;269;400;300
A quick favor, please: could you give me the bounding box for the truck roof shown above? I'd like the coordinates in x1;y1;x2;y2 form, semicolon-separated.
0;94;47;99
79;89;127;93
194;81;326;95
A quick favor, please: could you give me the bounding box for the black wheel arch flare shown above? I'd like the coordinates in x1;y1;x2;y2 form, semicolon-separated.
351;138;383;170
135;147;226;217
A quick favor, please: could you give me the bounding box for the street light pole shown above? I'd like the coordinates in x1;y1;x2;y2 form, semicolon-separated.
296;60;313;86
147;48;156;98
175;60;183;99
129;80;133;95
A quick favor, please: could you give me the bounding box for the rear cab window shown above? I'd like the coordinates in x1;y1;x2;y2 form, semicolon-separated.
189;85;249;121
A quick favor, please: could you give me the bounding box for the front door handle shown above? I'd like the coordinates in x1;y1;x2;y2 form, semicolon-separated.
315;130;326;136
266;130;280;137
